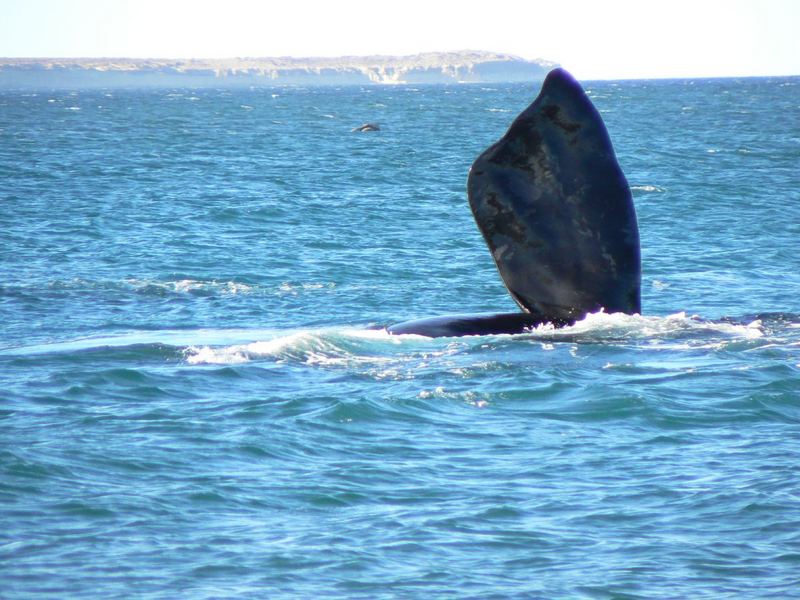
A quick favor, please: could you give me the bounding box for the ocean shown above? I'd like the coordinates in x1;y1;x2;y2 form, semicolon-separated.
1;76;799;598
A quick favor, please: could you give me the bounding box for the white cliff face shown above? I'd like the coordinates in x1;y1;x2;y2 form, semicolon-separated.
0;52;557;88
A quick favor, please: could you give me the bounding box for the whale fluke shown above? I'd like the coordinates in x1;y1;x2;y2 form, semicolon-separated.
468;68;641;321
388;68;641;337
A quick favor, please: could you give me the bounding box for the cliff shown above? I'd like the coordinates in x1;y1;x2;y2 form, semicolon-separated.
0;52;556;88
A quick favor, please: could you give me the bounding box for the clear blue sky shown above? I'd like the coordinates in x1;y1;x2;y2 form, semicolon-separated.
1;0;798;79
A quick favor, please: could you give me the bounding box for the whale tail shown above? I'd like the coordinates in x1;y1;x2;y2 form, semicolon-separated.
467;68;641;321
388;68;641;337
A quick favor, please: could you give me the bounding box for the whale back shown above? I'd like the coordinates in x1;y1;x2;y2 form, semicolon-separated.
468;68;641;320
386;311;566;337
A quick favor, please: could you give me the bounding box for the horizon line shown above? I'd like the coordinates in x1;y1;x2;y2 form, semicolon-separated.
1;52;798;81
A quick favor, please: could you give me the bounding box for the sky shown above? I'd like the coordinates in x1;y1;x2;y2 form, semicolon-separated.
1;0;798;80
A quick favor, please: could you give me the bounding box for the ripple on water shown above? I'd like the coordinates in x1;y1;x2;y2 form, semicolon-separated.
2;79;800;599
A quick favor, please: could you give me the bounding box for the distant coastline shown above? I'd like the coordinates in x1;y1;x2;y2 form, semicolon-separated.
0;51;557;89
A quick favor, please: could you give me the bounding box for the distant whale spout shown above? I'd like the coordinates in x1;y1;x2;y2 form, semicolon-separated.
388;68;641;338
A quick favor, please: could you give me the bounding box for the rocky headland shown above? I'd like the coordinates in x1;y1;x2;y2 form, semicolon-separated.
0;51;556;88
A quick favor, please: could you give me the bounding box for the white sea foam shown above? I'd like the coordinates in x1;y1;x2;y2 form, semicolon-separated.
180;311;767;368
184;329;401;367
125;278;254;295
525;310;763;342
276;281;335;295
185;345;251;365
1;327;284;357
418;386;489;407
4;310;780;378
631;185;665;193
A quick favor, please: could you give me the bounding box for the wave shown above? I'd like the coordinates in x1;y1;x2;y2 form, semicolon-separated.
524;311;764;344
1;277;337;299
4;312;796;371
185;328;400;366
631;184;665;193
125;278;255;296
184;311;784;366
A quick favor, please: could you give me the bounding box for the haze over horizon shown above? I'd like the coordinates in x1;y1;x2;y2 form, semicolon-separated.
2;0;798;80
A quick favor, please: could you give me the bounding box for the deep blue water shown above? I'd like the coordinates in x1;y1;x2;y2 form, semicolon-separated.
2;77;800;598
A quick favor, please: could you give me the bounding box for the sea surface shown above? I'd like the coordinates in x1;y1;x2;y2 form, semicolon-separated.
1;76;799;598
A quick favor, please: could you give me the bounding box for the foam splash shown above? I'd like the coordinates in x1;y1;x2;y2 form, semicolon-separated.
276;282;335;296
182;312;767;367
184;328;406;367
418;386;490;408
126;278;254;295
4;312;785;386
125;278;335;297
35;277;336;298
631;184;665;193
525;311;763;342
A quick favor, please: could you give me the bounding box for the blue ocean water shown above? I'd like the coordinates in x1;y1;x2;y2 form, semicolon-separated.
1;77;800;598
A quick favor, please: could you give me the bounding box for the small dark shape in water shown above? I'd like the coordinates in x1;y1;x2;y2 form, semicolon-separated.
352;123;380;132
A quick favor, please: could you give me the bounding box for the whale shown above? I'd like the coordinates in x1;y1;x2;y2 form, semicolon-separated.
388;68;641;337
352;123;381;132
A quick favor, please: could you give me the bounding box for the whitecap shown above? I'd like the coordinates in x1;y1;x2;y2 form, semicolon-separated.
277;281;335;296
185;345;250;365
417;386;490;407
125;278;253;295
522;310;764;344
183;329;399;367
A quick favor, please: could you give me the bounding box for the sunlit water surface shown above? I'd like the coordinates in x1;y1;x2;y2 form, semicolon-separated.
2;78;799;598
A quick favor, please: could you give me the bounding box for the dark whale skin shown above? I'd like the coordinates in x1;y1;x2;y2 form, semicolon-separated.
387;311;574;337
467;68;640;321
387;68;641;337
